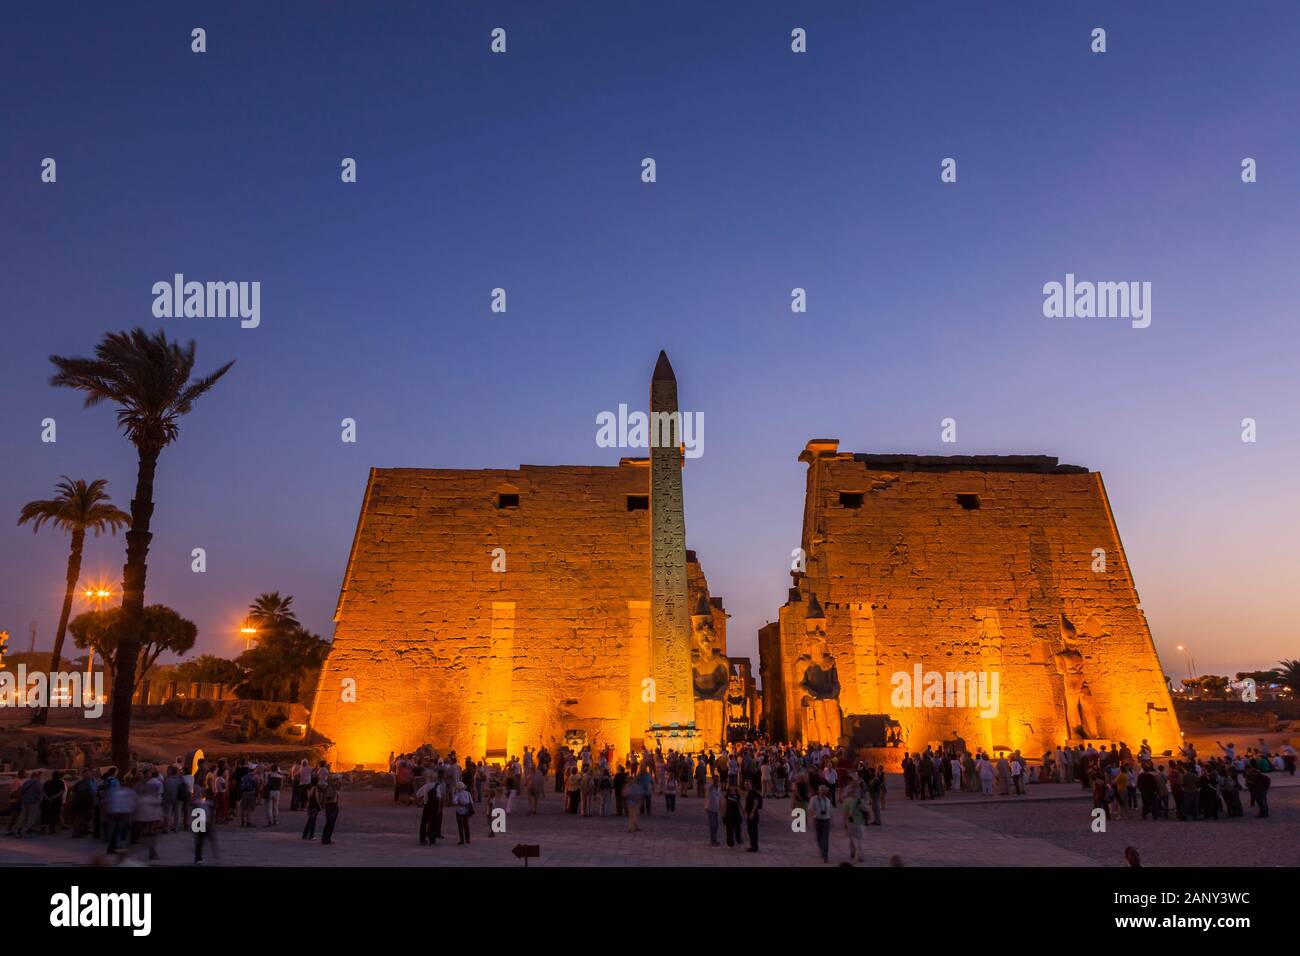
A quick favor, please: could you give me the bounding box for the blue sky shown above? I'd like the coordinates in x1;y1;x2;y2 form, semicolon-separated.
2;2;1298;677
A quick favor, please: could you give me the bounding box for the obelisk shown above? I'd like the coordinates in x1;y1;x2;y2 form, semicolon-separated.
647;350;699;751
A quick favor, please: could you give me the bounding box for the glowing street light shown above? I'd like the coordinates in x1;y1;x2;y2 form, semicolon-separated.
1175;644;1199;697
240;622;259;651
79;582;115;680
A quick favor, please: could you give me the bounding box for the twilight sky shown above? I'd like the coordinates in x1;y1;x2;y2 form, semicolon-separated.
2;2;1297;680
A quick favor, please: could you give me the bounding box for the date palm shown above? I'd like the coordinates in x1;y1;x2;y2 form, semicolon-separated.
18;477;130;725
247;591;299;638
50;328;233;768
1273;659;1300;697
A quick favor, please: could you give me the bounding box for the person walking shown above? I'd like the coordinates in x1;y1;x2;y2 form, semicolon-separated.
810;785;833;862
192;794;217;864
301;775;322;841
417;775;442;845
264;763;283;826
705;778;722;846
744;781;763;853
722;783;743;847
453;781;473;843
843;784;868;862
1245;768;1270;818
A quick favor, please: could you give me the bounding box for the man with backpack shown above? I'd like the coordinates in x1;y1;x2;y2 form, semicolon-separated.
319;771;341;845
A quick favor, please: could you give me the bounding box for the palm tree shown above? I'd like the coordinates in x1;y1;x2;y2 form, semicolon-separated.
18;477;129;725
50;329;233;768
1273;659;1300;697
247;592;299;638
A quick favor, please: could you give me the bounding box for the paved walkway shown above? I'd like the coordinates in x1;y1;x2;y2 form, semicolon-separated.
9;776;1292;868
1;780;1098;867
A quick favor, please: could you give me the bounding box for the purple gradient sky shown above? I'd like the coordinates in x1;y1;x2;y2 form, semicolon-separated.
1;2;1298;680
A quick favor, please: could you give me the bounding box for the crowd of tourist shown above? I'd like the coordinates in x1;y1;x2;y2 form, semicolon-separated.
5;734;1292;865
385;740;889;859
4;755;339;863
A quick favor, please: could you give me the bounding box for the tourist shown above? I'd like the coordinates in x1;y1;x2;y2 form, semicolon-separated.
1010;756;1024;796
293;758;311;811
1090;773;1108;822
598;766;612;816
134;769;163;861
664;771;678;813
4;772;26;836
1136;764;1159;819
68;769;96;837
1197;773;1221;820
810;784;833;862
260;762;281;826
417;773;442;845
722;783;743;847
527;765;545;814
192;794;217;864
302;775;322;841
625;775;642;832
39;770;66;835
319;772;341;845
843;783;867;862
636;762;654;816
452;781;473;843
744;780;762;852
565;764;581;814
1221;770;1244;817
161;766;184;832
705;778;721;846
212;761;229;823
978;756;994;795
104;775;136;854
395;757;414;806
613;764;628;816
585;766;599;816
1244;768;1270;818
238;764;258;827
16;771;43;837
485;774;500;837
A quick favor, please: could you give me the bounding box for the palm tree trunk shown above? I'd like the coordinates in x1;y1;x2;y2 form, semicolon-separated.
111;447;159;770
31;529;85;726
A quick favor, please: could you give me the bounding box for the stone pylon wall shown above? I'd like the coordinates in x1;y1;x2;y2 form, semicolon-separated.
771;445;1181;757
312;462;724;769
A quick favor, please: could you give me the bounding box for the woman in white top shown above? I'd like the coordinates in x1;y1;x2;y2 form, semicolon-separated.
453;782;473;844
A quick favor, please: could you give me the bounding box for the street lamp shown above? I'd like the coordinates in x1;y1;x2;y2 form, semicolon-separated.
240;622;258;651
79;582;116;679
1176;645;1199;698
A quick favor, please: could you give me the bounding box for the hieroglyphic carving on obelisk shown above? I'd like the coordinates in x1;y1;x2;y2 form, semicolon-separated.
647;351;699;749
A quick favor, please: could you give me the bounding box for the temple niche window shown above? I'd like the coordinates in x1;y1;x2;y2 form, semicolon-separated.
626;494;649;511
497;493;519;509
839;492;864;509
956;493;981;510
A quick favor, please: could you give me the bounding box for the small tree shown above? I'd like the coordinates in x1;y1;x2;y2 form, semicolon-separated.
68;604;197;697
17;477;129;725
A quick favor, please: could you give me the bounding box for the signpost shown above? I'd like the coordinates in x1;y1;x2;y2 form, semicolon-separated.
512;843;540;867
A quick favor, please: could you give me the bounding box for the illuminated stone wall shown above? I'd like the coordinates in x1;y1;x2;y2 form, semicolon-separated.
312;462;725;769
765;442;1181;757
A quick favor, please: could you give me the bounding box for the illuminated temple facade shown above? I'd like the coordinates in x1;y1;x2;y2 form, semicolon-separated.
760;441;1182;757
312;353;727;769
